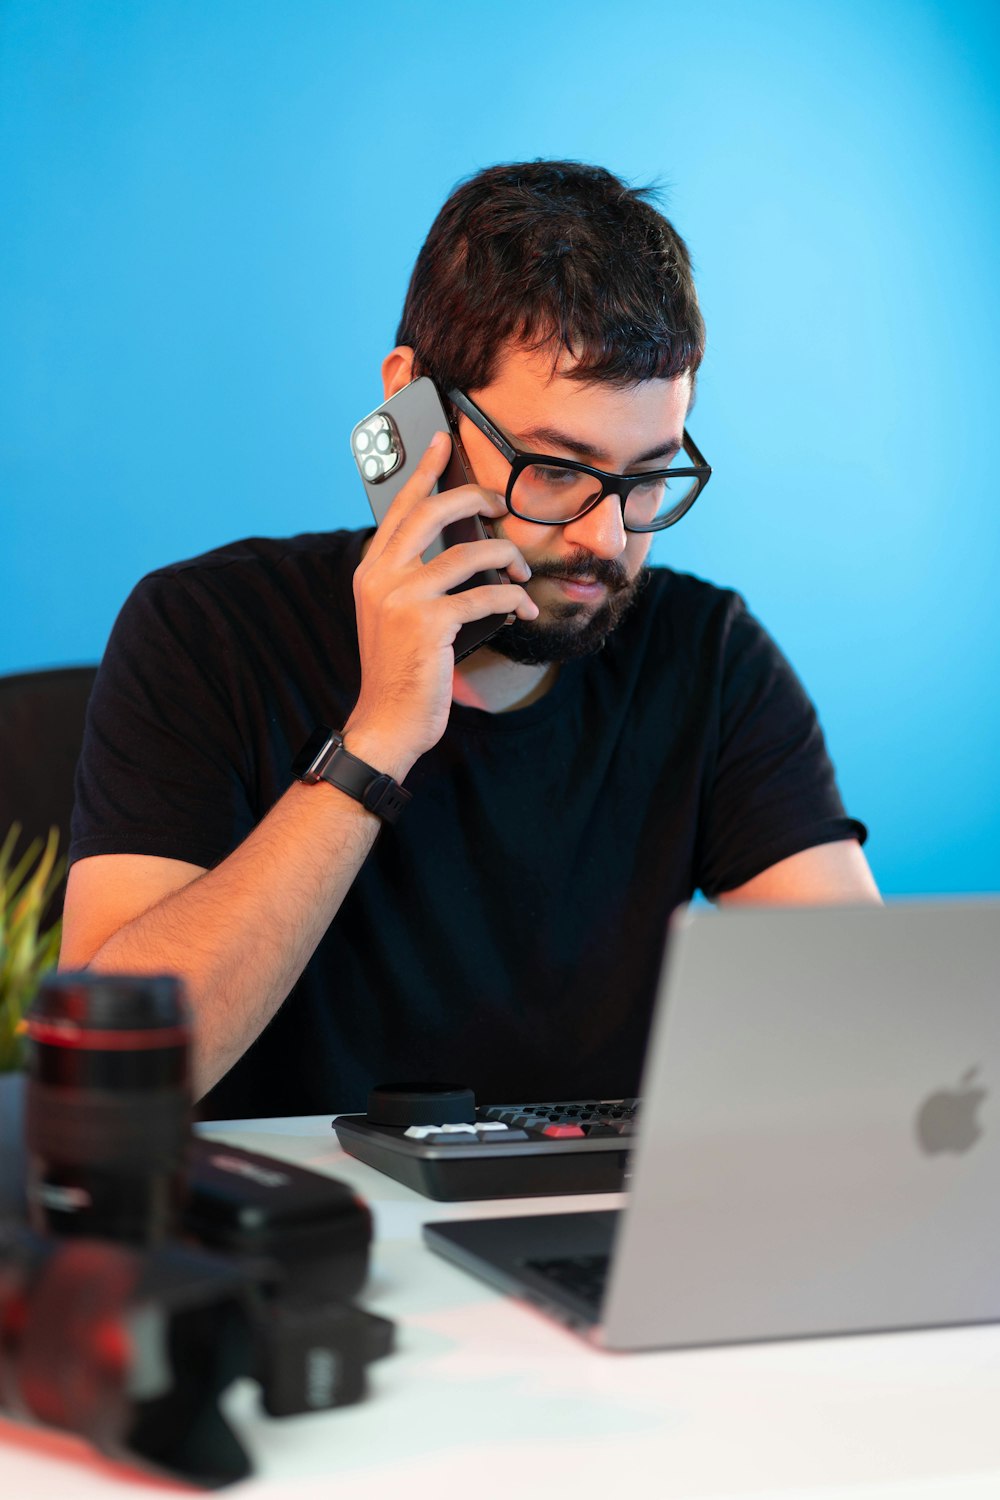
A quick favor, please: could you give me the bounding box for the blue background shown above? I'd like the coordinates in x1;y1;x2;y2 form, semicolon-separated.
2;0;998;896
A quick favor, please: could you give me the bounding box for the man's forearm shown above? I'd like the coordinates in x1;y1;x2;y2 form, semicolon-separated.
81;781;383;1098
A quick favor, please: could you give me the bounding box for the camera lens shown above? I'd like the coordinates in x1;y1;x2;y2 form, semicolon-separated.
25;974;192;1244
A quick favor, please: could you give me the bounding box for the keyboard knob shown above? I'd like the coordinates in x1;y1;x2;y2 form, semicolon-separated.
366;1082;476;1128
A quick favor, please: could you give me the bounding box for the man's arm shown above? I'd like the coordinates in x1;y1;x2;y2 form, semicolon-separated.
60;435;537;1100
60;783;383;1099
716;839;881;906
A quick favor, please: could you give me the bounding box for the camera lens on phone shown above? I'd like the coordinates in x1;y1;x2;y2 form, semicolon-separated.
25;973;192;1244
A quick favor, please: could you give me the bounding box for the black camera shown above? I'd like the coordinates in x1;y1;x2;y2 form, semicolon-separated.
0;974;393;1488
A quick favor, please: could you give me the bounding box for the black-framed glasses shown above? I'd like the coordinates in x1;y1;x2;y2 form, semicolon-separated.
447;387;711;533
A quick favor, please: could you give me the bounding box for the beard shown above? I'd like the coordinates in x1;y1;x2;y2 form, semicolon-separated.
488;549;649;666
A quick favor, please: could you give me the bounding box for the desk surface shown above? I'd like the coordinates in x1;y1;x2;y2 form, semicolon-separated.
2;1114;998;1500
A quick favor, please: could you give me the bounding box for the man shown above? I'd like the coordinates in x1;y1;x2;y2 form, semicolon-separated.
61;161;878;1118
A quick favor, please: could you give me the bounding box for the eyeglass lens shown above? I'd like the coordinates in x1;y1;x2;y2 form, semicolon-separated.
510;461;698;528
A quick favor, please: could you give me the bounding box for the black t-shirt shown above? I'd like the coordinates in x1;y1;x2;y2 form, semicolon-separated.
70;530;866;1118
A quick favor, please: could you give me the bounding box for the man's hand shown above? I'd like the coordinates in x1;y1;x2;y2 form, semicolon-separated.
344;432;538;776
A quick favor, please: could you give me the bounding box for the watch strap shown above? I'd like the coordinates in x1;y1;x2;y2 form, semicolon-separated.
293;728;411;825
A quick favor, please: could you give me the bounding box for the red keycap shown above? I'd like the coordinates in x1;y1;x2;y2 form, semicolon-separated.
542;1124;585;1138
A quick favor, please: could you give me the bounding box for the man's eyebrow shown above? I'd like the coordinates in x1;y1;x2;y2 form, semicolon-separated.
515;425;683;468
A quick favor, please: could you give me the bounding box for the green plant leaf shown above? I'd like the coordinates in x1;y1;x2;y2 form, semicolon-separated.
0;824;65;1073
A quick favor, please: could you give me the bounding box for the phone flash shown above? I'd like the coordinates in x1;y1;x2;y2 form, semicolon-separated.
351;413;403;482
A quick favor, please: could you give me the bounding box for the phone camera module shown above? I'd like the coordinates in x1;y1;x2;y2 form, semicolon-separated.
352;413;402;482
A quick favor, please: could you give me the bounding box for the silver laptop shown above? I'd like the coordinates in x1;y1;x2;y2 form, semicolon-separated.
424;900;1000;1350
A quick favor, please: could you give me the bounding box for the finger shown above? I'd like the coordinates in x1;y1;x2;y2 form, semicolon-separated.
424;538;531;591
379;481;510;566
446;583;539;626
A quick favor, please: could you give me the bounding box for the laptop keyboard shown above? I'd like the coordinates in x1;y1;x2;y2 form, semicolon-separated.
525;1252;611;1311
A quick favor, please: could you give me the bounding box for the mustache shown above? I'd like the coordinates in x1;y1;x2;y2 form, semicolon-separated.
526;550;631;593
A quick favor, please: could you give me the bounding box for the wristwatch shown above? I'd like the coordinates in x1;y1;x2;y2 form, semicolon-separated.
292;727;411;825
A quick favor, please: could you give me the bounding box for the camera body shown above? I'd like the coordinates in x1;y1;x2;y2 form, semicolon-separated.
0;975;393;1487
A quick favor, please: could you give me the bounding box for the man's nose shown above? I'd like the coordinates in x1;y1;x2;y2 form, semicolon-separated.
561;492;628;559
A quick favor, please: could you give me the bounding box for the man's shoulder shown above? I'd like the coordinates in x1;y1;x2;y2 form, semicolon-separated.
632;565;747;644
603;566;777;700
642;564;740;609
123;528;371;627
107;528;371;656
143;528;368;587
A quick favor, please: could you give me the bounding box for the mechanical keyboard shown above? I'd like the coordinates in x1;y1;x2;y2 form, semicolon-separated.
333;1098;640;1201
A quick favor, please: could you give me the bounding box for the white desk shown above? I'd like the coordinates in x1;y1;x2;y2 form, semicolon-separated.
2;1114;998;1499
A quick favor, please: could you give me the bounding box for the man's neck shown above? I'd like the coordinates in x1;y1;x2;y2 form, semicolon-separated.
452;648;559;713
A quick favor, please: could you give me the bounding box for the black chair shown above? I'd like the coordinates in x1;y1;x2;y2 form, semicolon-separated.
0;665;99;915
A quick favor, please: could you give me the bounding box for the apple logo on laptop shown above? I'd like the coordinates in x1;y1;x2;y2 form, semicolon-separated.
915;1067;987;1155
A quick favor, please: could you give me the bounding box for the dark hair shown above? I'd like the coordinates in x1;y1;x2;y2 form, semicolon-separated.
396;160;705;392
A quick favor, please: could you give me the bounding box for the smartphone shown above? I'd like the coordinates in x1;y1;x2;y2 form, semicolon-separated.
350;377;508;663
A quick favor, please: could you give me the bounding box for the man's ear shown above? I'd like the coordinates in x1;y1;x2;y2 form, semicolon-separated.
381;346;416;399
